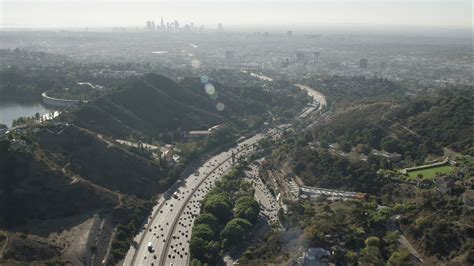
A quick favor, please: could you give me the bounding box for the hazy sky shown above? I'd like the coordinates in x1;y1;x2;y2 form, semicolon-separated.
0;0;472;29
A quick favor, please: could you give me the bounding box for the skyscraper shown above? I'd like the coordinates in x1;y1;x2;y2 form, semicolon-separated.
218;23;223;31
161;18;164;28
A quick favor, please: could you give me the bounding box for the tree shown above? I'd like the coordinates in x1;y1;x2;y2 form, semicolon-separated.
387;249;412;266
340;141;352;153
190;236;207;261
194;213;218;229
221;218;252;249
192;224;215;241
359;236;384;266
381;137;399;153
365;236;380;247
234;196;260;224
203;193;232;223
345;251;359;264
355;144;371;155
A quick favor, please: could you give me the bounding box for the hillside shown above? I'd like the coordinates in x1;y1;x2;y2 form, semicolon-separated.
0;123;166;264
68;73;307;139
313;87;474;162
36;124;170;198
300;75;407;109
0;140;118;229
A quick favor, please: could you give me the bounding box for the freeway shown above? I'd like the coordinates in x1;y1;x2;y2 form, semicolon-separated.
123;81;327;266
294;84;327;111
245;163;280;224
123;132;273;266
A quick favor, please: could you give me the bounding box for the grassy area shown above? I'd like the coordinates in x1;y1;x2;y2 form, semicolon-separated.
407;165;454;180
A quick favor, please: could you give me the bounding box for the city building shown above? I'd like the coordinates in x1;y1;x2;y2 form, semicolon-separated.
314;51;320;63
146;21;155;30
359;58;368;68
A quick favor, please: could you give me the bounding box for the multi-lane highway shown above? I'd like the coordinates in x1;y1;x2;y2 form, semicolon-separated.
123;82;326;266
123;132;273;266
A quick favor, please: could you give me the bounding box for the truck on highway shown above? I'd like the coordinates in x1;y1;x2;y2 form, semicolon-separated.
147;242;154;252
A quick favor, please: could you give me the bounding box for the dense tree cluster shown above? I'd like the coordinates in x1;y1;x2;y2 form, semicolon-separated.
312;87;474;163
301;75;407;108
190;164;260;265
241;200;409;265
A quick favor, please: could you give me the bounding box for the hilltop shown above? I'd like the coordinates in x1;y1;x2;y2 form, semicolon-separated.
68;73;307;140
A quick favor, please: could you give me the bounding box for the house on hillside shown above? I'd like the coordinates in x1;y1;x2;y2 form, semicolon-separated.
371;149;402;162
9;139;27;151
208;123;226;133
183;130;212;139
161;149;181;167
297;248;331;266
417;179;434;189
183;124;227;140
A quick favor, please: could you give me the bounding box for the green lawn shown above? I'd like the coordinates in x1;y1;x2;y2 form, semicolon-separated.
407;165;454;180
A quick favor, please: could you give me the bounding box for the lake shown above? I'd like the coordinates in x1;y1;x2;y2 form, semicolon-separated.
0;101;54;127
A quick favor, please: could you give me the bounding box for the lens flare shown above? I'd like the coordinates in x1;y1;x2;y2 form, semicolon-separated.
216;102;225;111
191;59;200;68
200;75;209;83
205;83;215;95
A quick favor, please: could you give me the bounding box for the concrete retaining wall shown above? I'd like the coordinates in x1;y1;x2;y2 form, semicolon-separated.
42;92;88;108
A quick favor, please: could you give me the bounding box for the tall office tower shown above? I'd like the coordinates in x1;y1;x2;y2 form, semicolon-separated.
175;20;180;29
359;58;368;69
167;22;170;30
151;21;155;30
146;21;151;30
314;51;320;63
161;17;164;28
218;23;223;30
191;22;194;30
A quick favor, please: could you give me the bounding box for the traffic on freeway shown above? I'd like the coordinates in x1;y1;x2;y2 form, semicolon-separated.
123;131;273;266
245;163;280;224
123;84;325;266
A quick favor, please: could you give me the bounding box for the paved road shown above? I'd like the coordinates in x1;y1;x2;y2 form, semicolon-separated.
123;80;328;266
123;131;274;266
245;163;280;224
294;84;327;111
